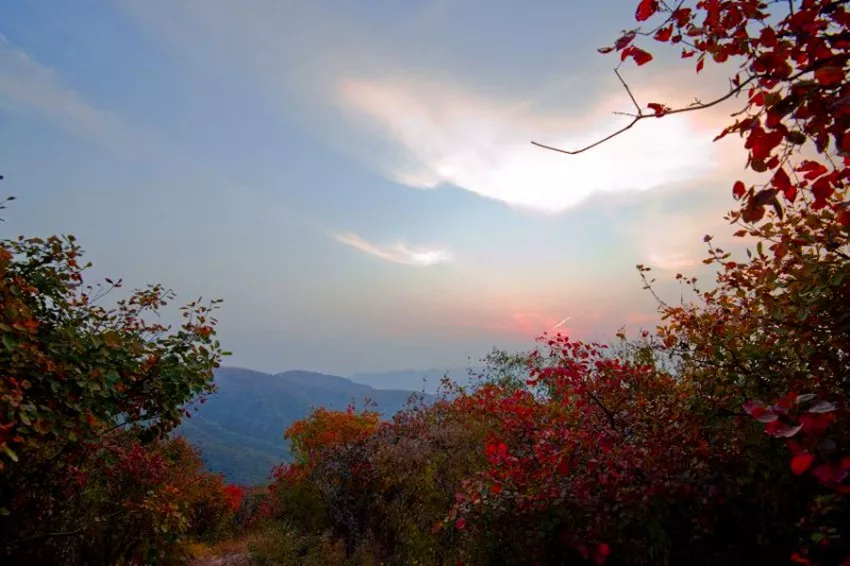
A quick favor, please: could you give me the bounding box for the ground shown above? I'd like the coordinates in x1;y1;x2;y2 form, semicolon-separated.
188;551;252;566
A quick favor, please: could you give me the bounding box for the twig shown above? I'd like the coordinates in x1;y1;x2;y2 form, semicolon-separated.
586;390;619;432
531;72;759;155
533;44;850;156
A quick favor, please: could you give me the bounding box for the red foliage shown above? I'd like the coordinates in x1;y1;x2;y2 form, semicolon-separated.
442;335;739;562
223;484;245;512
745;393;849;491
284;405;380;465
593;0;850;220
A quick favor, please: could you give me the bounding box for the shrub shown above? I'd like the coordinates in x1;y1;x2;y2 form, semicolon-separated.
0;223;230;562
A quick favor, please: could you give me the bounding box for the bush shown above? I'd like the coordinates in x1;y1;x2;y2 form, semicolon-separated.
0;226;232;562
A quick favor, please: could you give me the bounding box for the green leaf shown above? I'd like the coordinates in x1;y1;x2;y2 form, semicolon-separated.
2;334;17;351
1;444;19;462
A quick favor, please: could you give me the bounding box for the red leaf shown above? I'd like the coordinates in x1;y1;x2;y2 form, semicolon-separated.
814;66;845;86
759;27;777;48
801;413;831;435
733;180;746;199
747;128;784;161
623;46;653;66
797;160;828;180
455;518;467;530
771;168;795;201
654;25;673;42
635;0;659;22
672;7;692;26
556;457;570;475
696;57;705;73
783;184;797;202
791;452;815;475
647;102;668;116
598;46;615;54
615;31;637;50
812;177;833;208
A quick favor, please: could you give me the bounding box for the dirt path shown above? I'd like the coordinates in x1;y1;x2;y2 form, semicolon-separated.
188;552;252;566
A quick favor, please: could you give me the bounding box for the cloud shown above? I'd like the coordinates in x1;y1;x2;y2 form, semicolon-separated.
335;75;724;215
334;232;453;266
0;39;126;147
648;251;698;271
120;2;748;217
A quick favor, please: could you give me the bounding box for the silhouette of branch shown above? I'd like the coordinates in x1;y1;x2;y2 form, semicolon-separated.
530;70;759;156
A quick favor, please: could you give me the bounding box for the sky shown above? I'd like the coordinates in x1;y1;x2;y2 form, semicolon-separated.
0;0;756;376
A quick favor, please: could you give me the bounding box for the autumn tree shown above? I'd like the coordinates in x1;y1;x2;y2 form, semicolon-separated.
535;0;849;218
0;204;230;562
529;1;850;563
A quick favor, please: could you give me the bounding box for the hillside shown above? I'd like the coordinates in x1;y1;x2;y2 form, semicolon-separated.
176;367;426;485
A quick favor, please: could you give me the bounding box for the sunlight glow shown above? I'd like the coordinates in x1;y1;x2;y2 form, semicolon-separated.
337;78;719;214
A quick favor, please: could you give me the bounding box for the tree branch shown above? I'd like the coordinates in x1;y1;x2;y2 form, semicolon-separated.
531;71;759;156
586;390;619;432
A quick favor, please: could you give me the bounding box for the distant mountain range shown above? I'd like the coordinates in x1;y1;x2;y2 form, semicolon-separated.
176;367;430;485
348;367;477;393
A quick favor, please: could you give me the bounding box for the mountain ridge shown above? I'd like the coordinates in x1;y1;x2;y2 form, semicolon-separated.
177;366;429;485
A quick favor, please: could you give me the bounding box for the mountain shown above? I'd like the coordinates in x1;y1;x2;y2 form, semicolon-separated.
176;367;425;485
348;367;478;394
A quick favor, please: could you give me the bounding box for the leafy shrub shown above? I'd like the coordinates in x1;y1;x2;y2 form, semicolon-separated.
0;222;232;562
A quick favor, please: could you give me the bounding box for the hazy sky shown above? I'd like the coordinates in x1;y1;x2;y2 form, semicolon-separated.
0;1;754;375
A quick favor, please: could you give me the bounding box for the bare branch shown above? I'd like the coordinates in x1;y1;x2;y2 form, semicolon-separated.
531;72;759;156
616;67;643;115
531;117;642;156
532;46;850;157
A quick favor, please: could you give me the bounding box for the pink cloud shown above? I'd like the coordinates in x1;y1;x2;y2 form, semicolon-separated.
334;232;452;266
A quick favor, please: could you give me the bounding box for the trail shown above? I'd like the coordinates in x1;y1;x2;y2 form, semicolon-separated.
188;552;251;566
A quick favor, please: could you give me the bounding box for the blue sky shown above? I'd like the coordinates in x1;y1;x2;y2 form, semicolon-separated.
0;1;753;375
